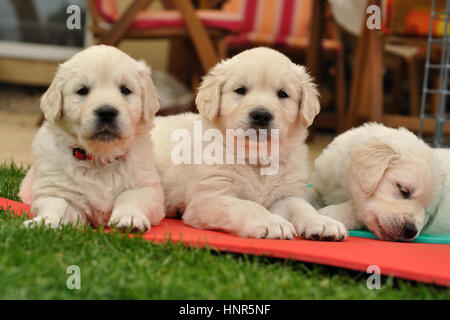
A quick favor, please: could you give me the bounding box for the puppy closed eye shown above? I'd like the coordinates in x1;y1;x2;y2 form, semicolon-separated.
397;184;411;199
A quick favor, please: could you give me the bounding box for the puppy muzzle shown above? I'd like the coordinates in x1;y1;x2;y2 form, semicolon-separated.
368;218;419;241
90;105;121;142
249;108;273;129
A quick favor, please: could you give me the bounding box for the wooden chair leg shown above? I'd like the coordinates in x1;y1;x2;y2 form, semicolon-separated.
406;56;421;116
346;28;369;129
383;54;404;114
168;39;197;89
390;58;404;114
336;49;346;133
173;0;220;72
216;37;228;60
306;0;326;78
100;0;154;46
368;32;383;123
346;0;383;129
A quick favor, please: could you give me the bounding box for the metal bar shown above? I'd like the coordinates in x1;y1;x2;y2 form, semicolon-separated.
428;64;450;69
420;0;437;138
422;117;450;123
432;11;450;16
424;88;450;94
429;38;450;43
433;0;450;147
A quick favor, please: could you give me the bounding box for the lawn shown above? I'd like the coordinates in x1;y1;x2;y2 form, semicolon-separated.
0;162;449;299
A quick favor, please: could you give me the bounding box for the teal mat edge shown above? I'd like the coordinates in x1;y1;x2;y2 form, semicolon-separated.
349;230;450;244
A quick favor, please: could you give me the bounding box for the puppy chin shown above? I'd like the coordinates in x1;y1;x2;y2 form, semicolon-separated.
366;217;396;241
79;128;128;157
90;127;120;143
366;216;417;242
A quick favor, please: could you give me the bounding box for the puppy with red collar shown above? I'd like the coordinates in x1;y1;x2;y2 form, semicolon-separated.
19;45;165;231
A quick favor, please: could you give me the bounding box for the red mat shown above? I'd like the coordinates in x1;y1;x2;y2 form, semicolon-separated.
1;197;450;287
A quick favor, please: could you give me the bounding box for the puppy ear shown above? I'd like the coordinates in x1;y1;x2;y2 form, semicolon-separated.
294;65;320;128
40;74;63;123
350;138;398;195
136;60;160;123
195;61;226;121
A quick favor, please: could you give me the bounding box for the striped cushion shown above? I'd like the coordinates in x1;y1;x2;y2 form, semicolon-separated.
223;0;341;50
94;0;244;32
225;0;312;46
95;0;340;49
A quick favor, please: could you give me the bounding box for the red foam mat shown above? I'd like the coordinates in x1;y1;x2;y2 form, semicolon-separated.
1;197;449;287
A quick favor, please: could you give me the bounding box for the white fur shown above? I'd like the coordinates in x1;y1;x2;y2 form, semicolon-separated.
19;45;165;231
312;122;450;241
151;47;347;240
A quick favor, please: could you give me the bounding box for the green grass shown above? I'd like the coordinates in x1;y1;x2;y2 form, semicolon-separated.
0;162;449;299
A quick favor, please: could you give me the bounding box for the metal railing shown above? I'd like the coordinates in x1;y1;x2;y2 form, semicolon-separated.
419;0;450;147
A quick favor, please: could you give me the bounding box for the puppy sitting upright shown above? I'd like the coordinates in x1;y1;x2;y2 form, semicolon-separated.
19;45;165;231
152;47;347;240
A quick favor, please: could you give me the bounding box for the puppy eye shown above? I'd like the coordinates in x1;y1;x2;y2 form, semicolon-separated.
76;87;89;96
234;86;247;95
278;89;289;99
397;184;411;199
120;85;132;95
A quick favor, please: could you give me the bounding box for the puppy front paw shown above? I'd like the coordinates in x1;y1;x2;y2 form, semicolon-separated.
240;214;297;239
296;215;347;241
23;216;61;229
108;207;150;232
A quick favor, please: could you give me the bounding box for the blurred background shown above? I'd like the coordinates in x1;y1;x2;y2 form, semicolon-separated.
0;0;449;165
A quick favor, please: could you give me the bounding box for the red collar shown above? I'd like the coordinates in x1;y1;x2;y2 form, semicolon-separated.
71;147;124;164
72;147;93;161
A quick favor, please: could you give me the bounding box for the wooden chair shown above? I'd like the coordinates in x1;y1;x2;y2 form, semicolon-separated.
89;0;244;76
223;0;347;133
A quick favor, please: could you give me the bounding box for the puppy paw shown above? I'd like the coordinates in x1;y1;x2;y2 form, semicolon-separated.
240;214;297;239
296;215;347;241
108;207;150;232
23;216;60;229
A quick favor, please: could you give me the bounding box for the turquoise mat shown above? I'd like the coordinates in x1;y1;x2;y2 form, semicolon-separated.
349;230;450;244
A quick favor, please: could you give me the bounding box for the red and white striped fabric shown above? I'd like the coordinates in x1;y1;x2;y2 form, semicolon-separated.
94;0;340;50
223;0;340;50
94;0;244;32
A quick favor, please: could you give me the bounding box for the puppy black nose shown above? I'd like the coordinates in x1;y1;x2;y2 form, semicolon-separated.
403;222;418;239
249;109;273;127
95;106;118;123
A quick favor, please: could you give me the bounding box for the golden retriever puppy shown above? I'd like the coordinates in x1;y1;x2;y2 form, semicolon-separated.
151;47;347;240
19;45;165;231
313;123;450;241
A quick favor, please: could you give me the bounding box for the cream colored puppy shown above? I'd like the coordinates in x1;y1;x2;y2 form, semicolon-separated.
313;123;450;241
19;45;165;231
152;47;347;240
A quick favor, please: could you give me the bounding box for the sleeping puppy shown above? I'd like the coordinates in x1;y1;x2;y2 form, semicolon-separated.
19;45;165;231
151;47;347;240
312;123;450;241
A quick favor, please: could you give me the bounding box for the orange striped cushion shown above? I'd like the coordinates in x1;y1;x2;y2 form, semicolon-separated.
95;0;339;49
94;0;244;32
225;0;316;47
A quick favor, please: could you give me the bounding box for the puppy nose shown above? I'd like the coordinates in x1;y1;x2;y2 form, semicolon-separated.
403;222;418;240
249;109;273;127
95;106;118;123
